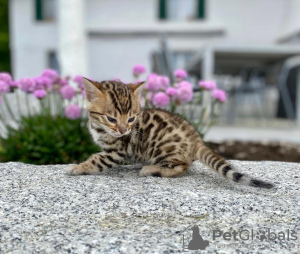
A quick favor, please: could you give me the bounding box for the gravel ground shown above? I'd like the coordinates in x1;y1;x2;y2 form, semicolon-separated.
0;161;299;253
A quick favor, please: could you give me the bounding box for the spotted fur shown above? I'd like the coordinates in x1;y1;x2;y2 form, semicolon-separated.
67;79;274;189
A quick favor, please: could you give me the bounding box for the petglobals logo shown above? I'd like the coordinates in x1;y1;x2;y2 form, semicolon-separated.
212;228;298;242
175;225;298;252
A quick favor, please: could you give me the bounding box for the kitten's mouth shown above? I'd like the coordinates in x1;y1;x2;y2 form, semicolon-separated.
109;129;131;138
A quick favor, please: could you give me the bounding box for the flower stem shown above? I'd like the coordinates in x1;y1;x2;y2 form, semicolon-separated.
196;107;207;133
46;93;51;115
0;105;9;127
198;91;203;104
145;92;149;109
2;94;17;122
15;90;22;120
53;92;59;115
203;101;218;134
170;102;176;113
25;93;32;116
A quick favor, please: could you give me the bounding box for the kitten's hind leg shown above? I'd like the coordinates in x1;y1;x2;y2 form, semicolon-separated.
139;163;188;177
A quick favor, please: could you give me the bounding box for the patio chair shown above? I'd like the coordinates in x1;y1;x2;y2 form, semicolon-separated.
276;55;300;119
226;67;268;123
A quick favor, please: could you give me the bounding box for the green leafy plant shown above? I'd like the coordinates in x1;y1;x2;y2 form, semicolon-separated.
0;114;99;164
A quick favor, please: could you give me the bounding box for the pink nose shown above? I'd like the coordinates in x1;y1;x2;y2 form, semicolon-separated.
119;127;127;134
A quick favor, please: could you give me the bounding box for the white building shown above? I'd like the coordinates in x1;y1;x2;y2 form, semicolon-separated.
9;0;300;82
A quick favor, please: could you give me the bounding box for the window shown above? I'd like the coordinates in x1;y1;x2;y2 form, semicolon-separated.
159;0;205;21
35;0;56;21
48;51;60;72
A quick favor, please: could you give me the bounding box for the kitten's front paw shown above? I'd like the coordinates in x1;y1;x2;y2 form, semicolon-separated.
139;165;161;177
67;164;86;175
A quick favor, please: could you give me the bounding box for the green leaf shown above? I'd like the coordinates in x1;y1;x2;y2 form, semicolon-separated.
0;114;99;165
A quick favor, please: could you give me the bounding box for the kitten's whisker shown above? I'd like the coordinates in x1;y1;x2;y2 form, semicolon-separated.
133;129;145;139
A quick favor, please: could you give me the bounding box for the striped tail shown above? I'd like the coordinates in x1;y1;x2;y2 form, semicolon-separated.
195;146;274;189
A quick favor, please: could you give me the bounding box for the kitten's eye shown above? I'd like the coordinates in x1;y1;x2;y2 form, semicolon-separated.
107;116;117;123
128;117;135;123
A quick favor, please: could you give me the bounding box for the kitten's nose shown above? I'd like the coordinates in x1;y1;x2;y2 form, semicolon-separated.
119;127;127;134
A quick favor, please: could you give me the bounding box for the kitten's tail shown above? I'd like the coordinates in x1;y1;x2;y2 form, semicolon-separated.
194;145;274;189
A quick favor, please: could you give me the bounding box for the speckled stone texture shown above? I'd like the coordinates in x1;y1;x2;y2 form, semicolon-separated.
0;161;299;253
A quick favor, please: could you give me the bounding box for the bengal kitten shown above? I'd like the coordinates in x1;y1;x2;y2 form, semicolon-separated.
67;79;274;189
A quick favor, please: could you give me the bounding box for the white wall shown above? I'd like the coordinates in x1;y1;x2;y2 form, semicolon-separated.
277;0;300;40
9;0;58;79
10;0;300;81
85;0;289;43
208;0;288;43
88;36;158;82
85;0;294;81
86;0;157;28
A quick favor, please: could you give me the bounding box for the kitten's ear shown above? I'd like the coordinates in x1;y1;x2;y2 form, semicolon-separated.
83;78;103;102
128;81;145;95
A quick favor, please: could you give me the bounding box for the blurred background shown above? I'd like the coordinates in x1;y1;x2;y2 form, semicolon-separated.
1;0;300;163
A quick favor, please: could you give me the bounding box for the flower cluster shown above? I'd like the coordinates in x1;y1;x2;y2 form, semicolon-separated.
65;104;81;119
0;65;227;128
0;73;13;100
0;70;84;119
133;64;146;77
132;65;193;108
131;64;227;135
132;64;227;109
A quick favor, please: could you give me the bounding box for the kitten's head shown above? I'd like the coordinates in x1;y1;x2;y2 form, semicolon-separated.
83;78;144;138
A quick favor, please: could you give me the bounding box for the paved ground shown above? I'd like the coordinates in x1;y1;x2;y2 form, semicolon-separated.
0;161;299;253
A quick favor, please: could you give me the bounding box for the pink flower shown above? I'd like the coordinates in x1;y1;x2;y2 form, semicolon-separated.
65;104;81;119
60;85;76;100
0;81;10;93
33;89;47;99
42;69;58;81
174;69;187;80
145;74;161;91
212;89;227;102
59;78;69;86
159;76;170;88
9;81;19;88
139;96;145;107
0;73;12;83
177;86;193;103
166;87;178;99
35;76;52;90
133;64;146;76
113;78;121;82
177;81;193;91
146;92;154;104
19;78;36;92
81;90;85;98
73;75;83;90
198;80;217;90
153;92;170;108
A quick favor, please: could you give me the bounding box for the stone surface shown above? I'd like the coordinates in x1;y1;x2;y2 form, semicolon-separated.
0;161;299;253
